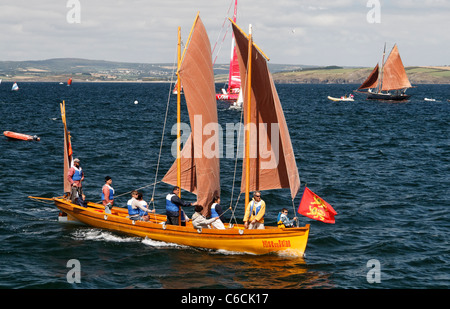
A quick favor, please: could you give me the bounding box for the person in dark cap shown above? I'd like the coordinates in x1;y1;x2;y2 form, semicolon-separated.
67;158;84;203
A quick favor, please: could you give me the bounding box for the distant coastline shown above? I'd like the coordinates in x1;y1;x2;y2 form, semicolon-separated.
0;58;448;84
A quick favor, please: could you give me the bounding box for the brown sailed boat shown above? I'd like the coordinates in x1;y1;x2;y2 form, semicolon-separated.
30;14;310;256
357;44;412;101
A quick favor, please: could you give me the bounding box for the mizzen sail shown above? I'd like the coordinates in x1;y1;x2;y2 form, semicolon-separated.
60;101;73;194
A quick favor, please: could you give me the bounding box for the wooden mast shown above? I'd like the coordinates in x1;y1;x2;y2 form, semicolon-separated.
378;42;386;94
244;24;253;210
175;12;200;225
176;26;182;225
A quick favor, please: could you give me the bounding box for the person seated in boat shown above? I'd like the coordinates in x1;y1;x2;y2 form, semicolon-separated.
127;190;155;221
243;191;266;230
102;176;114;213
165;186;196;226
134;191;155;221
208;195;225;229
75;194;88;208
191;205;218;229
277;208;297;228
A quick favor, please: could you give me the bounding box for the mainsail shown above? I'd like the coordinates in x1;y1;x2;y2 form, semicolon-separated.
231;22;300;200
162;15;220;211
380;44;412;91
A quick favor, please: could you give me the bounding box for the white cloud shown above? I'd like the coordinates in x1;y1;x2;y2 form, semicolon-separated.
0;0;448;66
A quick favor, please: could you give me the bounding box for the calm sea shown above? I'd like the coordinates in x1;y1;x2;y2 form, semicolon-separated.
0;82;448;291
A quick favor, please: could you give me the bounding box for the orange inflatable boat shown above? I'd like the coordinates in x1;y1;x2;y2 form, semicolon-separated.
3;131;40;141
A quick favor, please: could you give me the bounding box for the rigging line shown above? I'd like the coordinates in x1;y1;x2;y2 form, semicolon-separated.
228;192;241;226
228;102;244;210
211;0;234;63
94;180;163;204
150;43;178;207
291;199;299;227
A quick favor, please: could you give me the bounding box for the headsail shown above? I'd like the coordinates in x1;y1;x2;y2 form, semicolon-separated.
162;15;220;210
381;44;411;91
231;22;300;200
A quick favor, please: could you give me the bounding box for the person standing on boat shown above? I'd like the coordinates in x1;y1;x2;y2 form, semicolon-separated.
165;186;195;226
243;191;266;229
102;176;114;212
67;158;84;203
208;195;225;229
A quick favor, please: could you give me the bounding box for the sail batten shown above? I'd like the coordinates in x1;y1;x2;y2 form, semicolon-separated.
231;22;300;200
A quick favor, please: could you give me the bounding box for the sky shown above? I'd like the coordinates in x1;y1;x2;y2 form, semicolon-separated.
0;0;449;67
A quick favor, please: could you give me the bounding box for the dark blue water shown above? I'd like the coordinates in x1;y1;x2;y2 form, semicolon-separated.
0;82;448;289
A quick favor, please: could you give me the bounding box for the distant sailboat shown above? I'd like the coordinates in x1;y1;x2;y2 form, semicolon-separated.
67;78;72;86
357;44;412;101
11;82;19;91
216;0;241;103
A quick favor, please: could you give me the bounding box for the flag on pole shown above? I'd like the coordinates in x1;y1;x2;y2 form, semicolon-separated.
298;187;337;224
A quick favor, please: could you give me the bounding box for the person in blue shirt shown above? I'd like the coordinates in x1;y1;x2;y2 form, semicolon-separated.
277;208;297;228
165;186;196;226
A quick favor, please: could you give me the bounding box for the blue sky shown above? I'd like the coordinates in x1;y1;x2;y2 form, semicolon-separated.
0;0;448;66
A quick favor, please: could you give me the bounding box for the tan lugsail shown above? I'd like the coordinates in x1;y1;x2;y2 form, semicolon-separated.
381;44;412;91
231;23;300;200
162;16;220;210
358;63;379;90
60;101;73;194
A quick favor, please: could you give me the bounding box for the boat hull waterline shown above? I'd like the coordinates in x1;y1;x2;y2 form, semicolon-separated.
366;92;410;101
53;198;310;257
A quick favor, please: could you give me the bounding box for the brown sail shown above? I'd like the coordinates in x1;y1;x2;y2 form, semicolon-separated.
60;101;73;194
162;16;220;209
231;23;300;200
358;63;379;90
381;44;412;91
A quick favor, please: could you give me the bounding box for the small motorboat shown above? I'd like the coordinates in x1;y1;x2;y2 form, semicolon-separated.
328;95;354;102
3;131;40;141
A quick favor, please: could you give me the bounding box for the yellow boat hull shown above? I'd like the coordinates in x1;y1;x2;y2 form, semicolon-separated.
52;198;310;257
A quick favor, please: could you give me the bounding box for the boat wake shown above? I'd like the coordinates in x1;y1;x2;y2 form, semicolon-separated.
72;229;140;243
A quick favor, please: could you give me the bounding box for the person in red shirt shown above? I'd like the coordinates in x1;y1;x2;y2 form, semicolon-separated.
67;158;84;203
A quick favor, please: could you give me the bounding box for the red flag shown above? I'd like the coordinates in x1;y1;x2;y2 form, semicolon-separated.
298;187;337;224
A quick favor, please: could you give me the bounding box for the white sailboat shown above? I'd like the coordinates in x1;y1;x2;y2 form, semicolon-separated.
11;82;19;91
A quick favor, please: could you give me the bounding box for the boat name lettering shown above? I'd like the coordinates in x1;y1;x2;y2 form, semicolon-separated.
262;239;291;248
